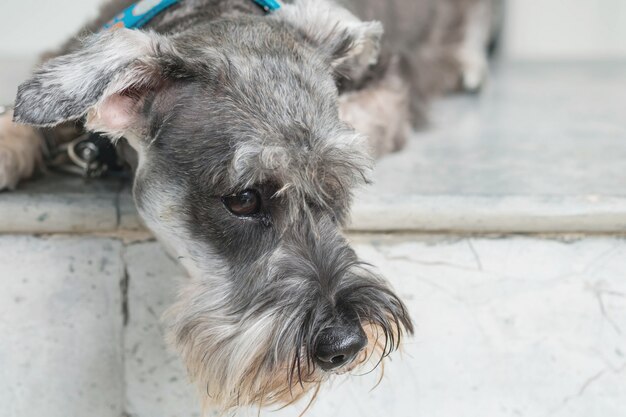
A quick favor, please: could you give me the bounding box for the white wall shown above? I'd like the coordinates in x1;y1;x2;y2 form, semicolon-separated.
0;0;103;56
1;0;626;59
502;0;626;60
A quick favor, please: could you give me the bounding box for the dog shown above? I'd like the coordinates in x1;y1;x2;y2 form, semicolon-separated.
0;0;500;411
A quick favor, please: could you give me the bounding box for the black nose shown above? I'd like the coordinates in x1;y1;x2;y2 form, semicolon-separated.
314;323;368;371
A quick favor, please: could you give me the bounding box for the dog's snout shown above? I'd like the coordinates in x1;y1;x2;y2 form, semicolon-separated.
314;323;367;371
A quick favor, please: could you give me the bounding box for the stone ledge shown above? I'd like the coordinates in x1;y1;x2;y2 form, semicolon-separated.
2;174;626;234
350;194;626;233
0;174;125;234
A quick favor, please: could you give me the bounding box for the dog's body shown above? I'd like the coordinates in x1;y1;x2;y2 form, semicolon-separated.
1;0;500;187
1;0;500;411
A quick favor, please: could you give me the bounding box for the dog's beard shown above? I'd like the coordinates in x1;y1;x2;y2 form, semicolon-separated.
165;267;411;411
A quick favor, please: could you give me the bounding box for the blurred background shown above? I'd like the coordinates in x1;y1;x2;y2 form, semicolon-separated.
2;0;626;59
1;1;625;417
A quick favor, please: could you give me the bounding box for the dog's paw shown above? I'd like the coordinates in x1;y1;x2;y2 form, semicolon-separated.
0;110;43;190
456;48;488;93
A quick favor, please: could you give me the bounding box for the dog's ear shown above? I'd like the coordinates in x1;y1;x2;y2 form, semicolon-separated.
13;29;181;140
275;0;383;81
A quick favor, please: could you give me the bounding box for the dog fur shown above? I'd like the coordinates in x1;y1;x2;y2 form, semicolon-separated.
2;0;500;411
0;109;44;189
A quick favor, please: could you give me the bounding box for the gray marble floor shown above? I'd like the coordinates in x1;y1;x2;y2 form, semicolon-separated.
0;237;125;417
368;61;626;197
1;235;625;417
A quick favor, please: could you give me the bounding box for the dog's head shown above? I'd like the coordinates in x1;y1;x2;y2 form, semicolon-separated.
14;0;412;410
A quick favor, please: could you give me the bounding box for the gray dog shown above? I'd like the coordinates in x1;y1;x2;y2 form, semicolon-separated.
1;0;499;411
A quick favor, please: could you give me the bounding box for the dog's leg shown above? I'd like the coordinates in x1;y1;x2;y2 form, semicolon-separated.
339;60;411;158
456;0;496;92
405;0;500;96
0;110;44;190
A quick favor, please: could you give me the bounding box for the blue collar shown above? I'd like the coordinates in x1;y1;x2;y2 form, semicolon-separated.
252;0;281;13
104;0;281;30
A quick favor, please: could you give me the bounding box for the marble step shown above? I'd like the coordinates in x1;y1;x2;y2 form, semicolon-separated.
1;174;625;234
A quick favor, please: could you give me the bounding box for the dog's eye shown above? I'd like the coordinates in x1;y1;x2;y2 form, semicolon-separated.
222;190;261;217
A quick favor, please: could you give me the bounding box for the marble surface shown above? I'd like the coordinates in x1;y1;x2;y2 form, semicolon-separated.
0;236;125;417
122;236;626;417
1;60;626;233
366;61;626;197
123;243;202;417
4;234;623;417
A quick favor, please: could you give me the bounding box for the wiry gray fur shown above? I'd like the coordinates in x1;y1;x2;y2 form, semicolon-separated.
12;0;500;410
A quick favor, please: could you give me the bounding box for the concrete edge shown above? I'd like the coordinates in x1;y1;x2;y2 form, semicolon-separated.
0;192;119;234
2;189;626;235
349;194;626;233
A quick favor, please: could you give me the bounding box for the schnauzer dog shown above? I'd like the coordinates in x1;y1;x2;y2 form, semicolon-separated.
1;0;500;411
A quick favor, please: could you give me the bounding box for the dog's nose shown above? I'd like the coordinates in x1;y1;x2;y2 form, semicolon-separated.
314;323;368;371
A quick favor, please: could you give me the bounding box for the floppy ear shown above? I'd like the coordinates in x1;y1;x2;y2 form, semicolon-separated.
274;0;383;81
13;29;178;140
